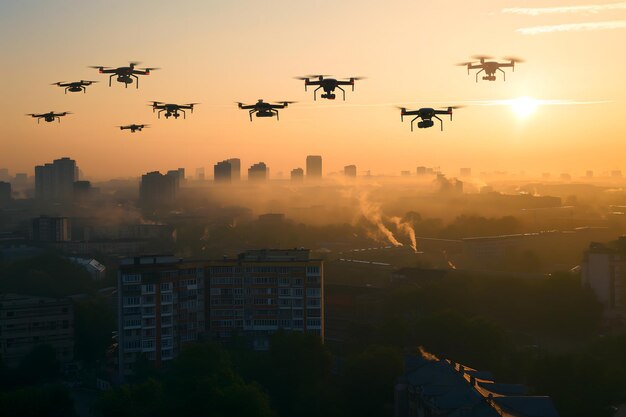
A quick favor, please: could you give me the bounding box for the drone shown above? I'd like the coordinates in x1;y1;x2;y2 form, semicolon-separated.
457;55;524;82
296;75;364;100
398;106;460;131
51;80;98;94
118;124;149;133
149;102;198;119
26;111;71;124
90;62;158;88
237;100;295;121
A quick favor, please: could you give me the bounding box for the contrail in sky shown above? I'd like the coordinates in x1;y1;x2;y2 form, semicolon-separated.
517;20;626;34
502;2;626;15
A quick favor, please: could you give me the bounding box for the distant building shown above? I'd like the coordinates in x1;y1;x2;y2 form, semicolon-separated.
586;170;594;179
0;168;8;181
117;256;206;377
612;170;622;178
31;216;71;242
214;160;232;183
395;354;559;417
542;173;551;179
140;171;178;207
581;238;626;321
416;166;426;176
291;168;304;181
559;173;571;181
306;155;322;179
0;181;11;204
460;167;472;177
228;158;241;181
166;169;185;188
248;162;268;181
35;157;78;202
344;165;357;177
401;171;411;177
73;180;93;200
0;294;74;368
195;167;205;181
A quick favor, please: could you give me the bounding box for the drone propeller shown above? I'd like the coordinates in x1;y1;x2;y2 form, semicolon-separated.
148;101;164;105
347;76;366;80
51;82;65;85
129;61;142;67
471;54;493;61
455;62;473;66
80;80;98;84
443;105;465;110
140;67;160;71
276;101;297;105
89;65;111;69
305;74;331;78
184;103;200;106
503;56;525;63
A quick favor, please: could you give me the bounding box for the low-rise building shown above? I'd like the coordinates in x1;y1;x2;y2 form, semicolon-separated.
0;294;74;368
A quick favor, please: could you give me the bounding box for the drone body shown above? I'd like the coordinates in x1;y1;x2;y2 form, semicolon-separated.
297;75;363;100
399;107;458;131
52;80;98;94
458;55;523;82
118;124;149;132
90;62;158;88
237;99;294;121
150;102;198;119
26;111;71;124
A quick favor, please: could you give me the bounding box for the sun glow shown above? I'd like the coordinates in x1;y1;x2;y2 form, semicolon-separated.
510;96;539;118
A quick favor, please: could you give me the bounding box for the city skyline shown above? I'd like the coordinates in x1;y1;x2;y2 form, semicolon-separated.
1;1;624;179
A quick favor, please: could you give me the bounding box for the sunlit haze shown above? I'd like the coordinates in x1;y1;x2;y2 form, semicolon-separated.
1;0;625;179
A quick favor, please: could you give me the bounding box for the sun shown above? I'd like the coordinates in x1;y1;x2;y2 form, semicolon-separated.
510;96;539;118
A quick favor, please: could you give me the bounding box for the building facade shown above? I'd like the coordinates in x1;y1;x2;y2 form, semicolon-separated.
206;249;323;350
248;162;268;181
117;256;206;376
0;294;74;368
139;171;178;207
214;160;232;183
35;157;78;202
344;165;357;177
31;215;71;242
227;158;241;181
306;155;322;179
291;168;304;181
117;249;323;375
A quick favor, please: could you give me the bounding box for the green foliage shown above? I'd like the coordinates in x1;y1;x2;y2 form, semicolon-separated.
17;344;60;385
342;346;403;417
0;384;76;417
74;299;116;364
0;253;94;297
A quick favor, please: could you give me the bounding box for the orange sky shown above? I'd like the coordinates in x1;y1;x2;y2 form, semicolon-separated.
1;0;625;180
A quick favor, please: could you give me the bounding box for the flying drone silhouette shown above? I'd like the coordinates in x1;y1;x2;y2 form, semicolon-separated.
398;106;462;131
90;62;158;88
26;111;72;124
295;75;364;100
149;102;198;119
51;80;98;94
457;55;524;82
237;100;295;121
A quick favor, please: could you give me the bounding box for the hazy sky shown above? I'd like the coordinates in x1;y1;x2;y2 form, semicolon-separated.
1;0;624;179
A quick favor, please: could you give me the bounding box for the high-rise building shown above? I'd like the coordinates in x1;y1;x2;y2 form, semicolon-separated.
0;181;11;204
34;157;78;202
117;249;324;375
206;249;323;350
14;173;27;187
291;168;304;181
306;155;322;179
227;158;241;181
416;166;427;176
0;169;9;181
248;162;268;181
581;238;626;320
31;216;71;242
140;171;178;207
460;167;472;177
344;165;357;177
214;160;232;183
401;171;411;177
195;167;205;181
0;294;74;368
117;256;206;377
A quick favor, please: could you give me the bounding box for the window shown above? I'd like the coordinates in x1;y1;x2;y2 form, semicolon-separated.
122;274;141;284
306;288;321;297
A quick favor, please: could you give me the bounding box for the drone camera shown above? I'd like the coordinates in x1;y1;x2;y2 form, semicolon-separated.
483;76;496;81
418;120;434;129
321;93;336;100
